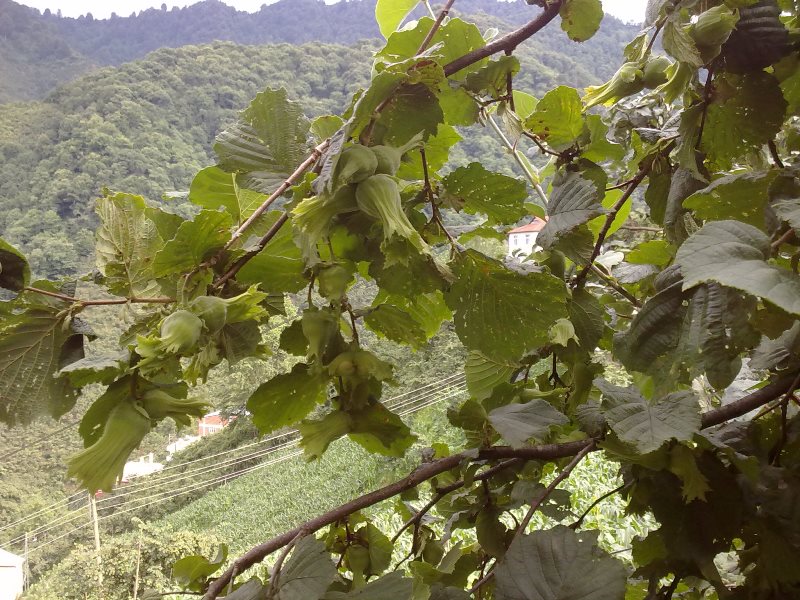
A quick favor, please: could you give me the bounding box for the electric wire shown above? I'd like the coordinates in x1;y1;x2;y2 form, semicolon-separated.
1;377;467;547
23;384;468;555
0;374;464;537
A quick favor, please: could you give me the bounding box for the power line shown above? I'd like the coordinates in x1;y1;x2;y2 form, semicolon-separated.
4;381;466;548
0;374;463;538
23;384;467;556
1;377;467;547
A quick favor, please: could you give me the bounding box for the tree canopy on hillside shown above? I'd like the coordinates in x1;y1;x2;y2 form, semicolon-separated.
2;0;800;599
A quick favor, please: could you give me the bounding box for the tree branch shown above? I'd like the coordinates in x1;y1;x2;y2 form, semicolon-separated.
471;441;596;594
223;140;329;251
573;166;650;289
201;441;589;599
570;483;628;530
417;0;456;55
391;458;522;544
213;213;289;289
201;371;800;599
23;287;174;307
443;1;563;77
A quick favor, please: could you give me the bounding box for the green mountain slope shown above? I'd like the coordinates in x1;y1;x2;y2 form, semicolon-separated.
0;30;628;279
0;0;637;103
0;0;94;102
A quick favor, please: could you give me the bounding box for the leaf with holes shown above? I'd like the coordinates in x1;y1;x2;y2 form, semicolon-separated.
365;304;427;349
445;250;568;361
441;163;528;225
559;0;604;42
525;86;584;151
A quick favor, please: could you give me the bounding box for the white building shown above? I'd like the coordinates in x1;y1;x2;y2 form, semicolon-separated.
507;218;547;257
0;548;24;600
122;453;164;481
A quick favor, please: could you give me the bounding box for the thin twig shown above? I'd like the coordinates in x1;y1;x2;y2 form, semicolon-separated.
23;287;174;306
570;483;628;530
485;112;547;203
769;370;800;465
695;68;715;151
618;225;662;233
444;1;563;76
266;531;306;599
643;18;666;58
213;213;289;289
771;228;796;251
590;265;641;307
416;0;456;55
421;148;458;249
522;131;564;159
391;459;522;543
516;441;596;534
224;141;329;251
505;49;515;111
768;140;785;169
470;441;597;595
573;166;650;290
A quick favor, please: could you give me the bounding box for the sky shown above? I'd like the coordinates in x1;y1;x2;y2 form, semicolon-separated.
16;0;648;24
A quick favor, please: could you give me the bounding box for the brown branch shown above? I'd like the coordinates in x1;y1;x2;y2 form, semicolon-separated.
522;131;564;159
471;441;596;594
771;228;796;251
23;287;174;307
421;148;458;249
443;1;563;77
391;458;522;544
619;226;662;233
416;0;456;55
201;441;589;599
695;68;715;151
213;213;289;289
573;167;650;290
201;376;800;597
223;140;329;251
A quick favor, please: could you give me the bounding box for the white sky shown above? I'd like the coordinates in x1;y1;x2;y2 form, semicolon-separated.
16;0;647;24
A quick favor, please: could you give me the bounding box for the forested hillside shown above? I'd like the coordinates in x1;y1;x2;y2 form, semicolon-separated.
0;17;634;280
0;0;636;102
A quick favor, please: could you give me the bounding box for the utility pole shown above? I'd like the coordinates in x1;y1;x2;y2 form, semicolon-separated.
23;531;30;591
132;531;142;600
88;492;103;594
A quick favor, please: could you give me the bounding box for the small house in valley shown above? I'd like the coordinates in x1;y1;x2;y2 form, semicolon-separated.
198;412;229;437
507;218;546;257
